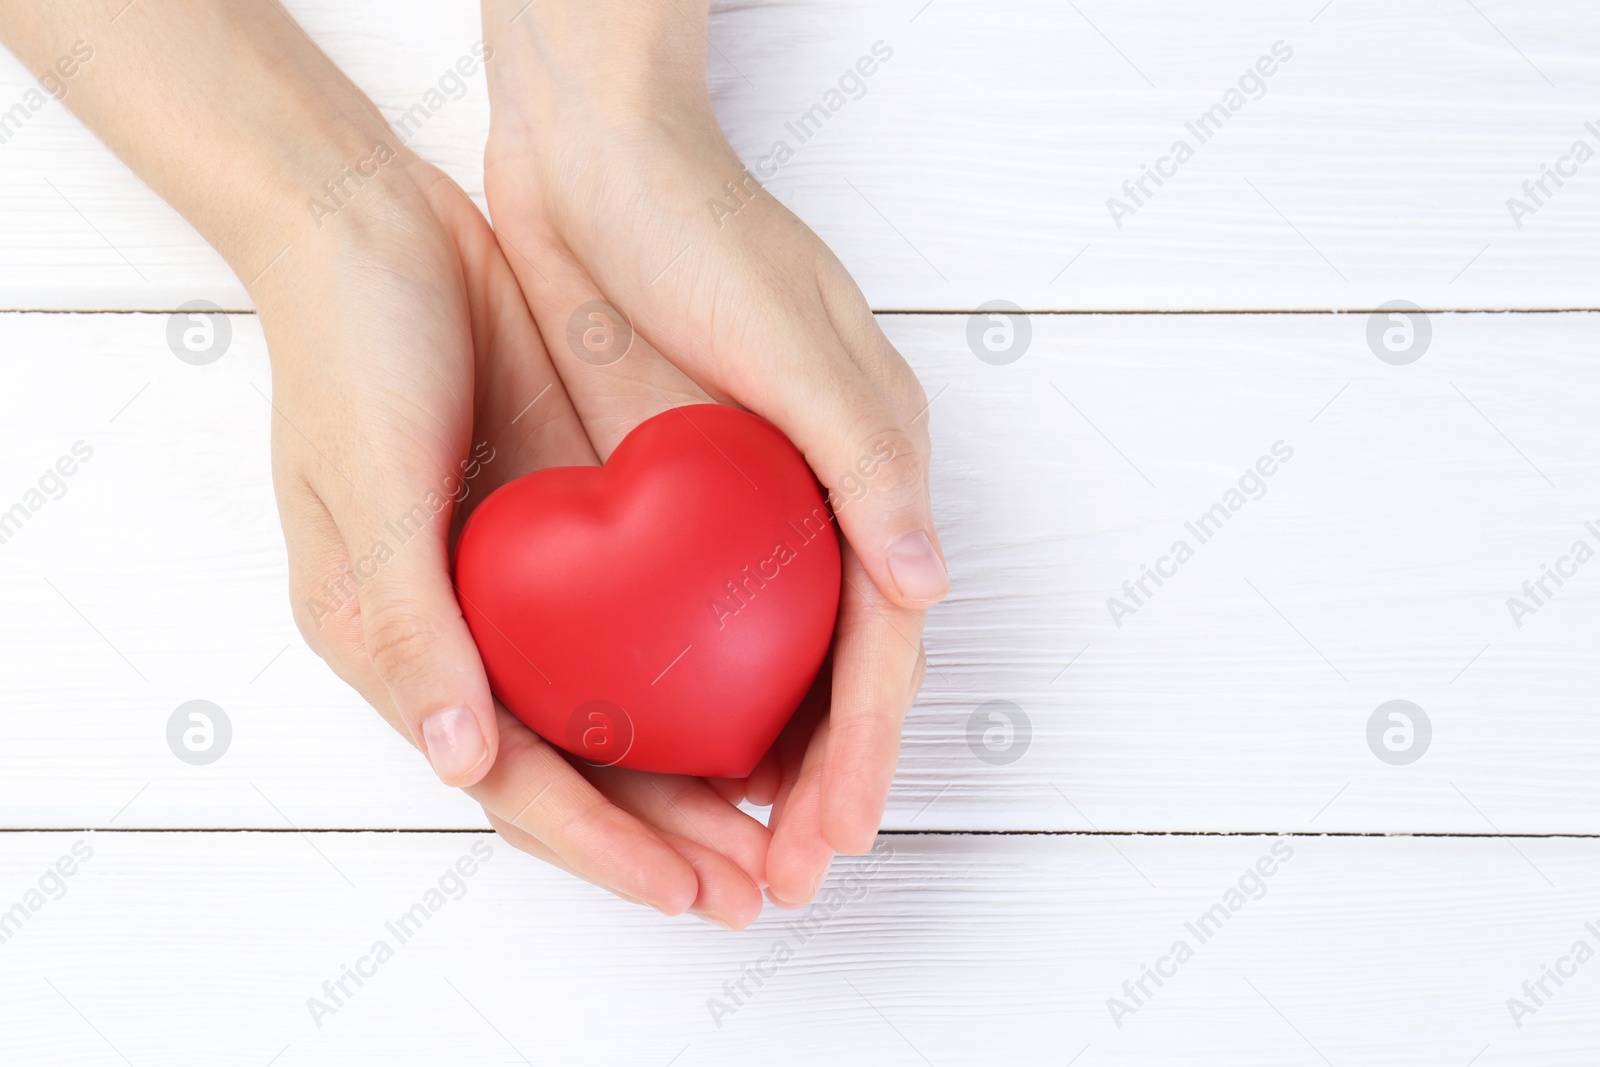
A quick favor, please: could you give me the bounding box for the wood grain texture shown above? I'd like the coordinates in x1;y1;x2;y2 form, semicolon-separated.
3;310;1595;833
0;1;1596;310
0;832;1596;1065
3;1;1597;1057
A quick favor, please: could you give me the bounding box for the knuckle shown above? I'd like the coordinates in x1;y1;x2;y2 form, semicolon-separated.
362;605;438;688
289;563;362;653
498;718;545;761
859;428;925;503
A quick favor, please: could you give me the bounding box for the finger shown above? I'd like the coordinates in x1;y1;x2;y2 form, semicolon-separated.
531;759;769;923
483;813;669;909
745;649;831;809
765;693;835;908
495;811;762;928
483;813;609;891
526;243;948;615
468;706;701;914
706;777;749;806
818;547;927;855
287;455;700;913
315;459;500;788
577;764;772;890
487;815;760;927
743;750;782;808
706;295;947;612
305;592;700;917
657;831;765;929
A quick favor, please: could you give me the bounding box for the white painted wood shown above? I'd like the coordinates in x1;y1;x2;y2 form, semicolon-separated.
5;2;1593;1057
4;310;1596;833
0;1;1596;311
0;832;1595;1065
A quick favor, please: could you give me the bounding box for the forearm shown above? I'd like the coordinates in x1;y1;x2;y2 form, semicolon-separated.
0;0;413;288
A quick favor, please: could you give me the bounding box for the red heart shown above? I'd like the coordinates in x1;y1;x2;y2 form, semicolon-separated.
454;404;841;777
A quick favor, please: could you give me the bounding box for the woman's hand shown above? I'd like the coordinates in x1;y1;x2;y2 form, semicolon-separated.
0;0;770;927
262;165;773;928
481;0;947;904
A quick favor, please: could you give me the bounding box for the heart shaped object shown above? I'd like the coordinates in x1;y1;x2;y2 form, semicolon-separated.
454;404;841;777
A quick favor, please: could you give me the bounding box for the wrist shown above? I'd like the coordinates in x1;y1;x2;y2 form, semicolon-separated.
1;1;433;298
481;0;712;147
208;109;435;291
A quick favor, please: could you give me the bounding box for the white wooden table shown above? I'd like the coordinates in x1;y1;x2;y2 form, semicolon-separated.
2;1;1597;1063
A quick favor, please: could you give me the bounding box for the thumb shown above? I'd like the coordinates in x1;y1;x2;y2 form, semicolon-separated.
740;324;948;611
337;479;499;787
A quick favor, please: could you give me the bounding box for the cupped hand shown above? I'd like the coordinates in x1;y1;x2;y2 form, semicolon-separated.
482;0;945;905
255;159;768;927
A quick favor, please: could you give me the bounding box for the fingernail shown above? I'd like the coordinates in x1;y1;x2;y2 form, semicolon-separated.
887;530;949;604
694;911;737;930
803;852;835;902
764;887;805;910
421;705;487;784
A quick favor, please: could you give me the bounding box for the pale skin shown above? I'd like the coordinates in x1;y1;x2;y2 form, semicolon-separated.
1;0;946;927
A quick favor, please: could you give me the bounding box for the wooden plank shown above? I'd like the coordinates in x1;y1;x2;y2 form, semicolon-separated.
0;1;1596;311
3;310;1595;832
0;832;1595;1064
